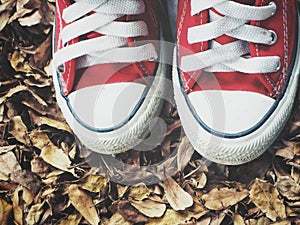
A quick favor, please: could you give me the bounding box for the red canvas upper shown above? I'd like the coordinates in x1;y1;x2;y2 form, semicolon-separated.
177;0;297;98
55;0;158;96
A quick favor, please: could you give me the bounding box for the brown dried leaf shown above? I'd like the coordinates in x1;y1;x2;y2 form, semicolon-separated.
19;10;42;26
68;184;100;225
201;187;249;211
105;212;131;225
162;177;193;211
0;85;27;105
31;115;72;133
25;201;45;224
81;174;109;195
250;179;287;221
0;198;12;225
56;213;82;225
29;131;76;176
177;136;194;171
11;186;23;225
8;116;31;145
270;221;291;225
233;214;245;225
0;151;22;176
9;51;32;73
0;0;15;32
128;183;151;201
130;199;166;218
146;209;191;225
275;176;300;201
118;200;148;224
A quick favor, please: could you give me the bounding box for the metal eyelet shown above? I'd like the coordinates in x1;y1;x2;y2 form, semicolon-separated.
268;30;277;45
57;64;65;74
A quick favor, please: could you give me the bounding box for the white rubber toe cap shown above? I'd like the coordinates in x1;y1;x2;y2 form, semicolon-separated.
67;82;146;129
188;90;275;134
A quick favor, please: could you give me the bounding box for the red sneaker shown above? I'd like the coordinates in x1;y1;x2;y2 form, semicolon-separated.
53;0;168;154
173;0;300;164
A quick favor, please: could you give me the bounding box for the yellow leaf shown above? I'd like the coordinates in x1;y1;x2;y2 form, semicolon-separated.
130;199;166;218
56;213;82;225
0;198;12;225
68;184;100;225
29;131;76;176
162;177;193;211
250;179;287;221
81;174;109;195
201;187;249;211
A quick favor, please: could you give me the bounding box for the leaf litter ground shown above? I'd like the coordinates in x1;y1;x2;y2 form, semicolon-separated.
0;0;300;224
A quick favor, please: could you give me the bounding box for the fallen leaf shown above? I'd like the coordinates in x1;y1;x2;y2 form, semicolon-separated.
118;200;148;224
81;174;109;196
29;131;76;176
177;136;194;171
270;221;291;225
31;115;72;133
275;176;300;201
250;179;287;221
201;187;249;211
68;184;100;225
0;85;27;105
162;177;193;211
19;10;42;26
0;151;22;176
128;183;151;201
11;186;23;225
25;201;45;225
130;199;166;218
56;213;82;225
0;198;12;225
233;213;245;225
190;172;207;189
8;116;31;145
104;212;131;225
146;209;191;225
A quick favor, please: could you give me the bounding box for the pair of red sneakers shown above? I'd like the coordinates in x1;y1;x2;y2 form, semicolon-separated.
53;0;300;165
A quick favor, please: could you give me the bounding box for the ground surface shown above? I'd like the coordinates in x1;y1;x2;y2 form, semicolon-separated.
0;0;300;224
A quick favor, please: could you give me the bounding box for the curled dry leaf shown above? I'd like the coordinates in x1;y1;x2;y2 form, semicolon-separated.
177;136;195;171
250;179;287;222
233;213;245;225
130;199;166;218
19;10;42;26
201;187;249;211
68;184;100;225
162;177;193;211
29;131;76;176
31;115;72;133
0;198;12;225
275;176;300;201
118;200;148;224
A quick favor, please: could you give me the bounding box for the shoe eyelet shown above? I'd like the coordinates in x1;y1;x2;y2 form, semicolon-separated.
269;1;277;16
57;64;65;74
268;30;277;45
275;61;281;72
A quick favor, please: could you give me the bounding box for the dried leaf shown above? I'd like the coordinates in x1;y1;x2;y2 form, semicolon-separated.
0;85;27;105
233;214;245;225
25;201;45;224
8;116;31;145
56;213;82;225
146;209;191;225
68;184;100;225
0;151;22;176
0;198;12;225
11;186;23;225
128;183;151;201
275;176;300;201
29;131;76;176
162;177;193;211
201;187;248;211
177;136;194;171
130;199;166;218
31;115;72;133
250;179;287;221
118;200;148;224
105;212;131;225
270;221;291;225
81;174;109;195
19;10;42;26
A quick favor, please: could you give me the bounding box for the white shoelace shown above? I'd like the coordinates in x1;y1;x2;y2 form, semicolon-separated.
181;0;281;74
54;0;158;72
